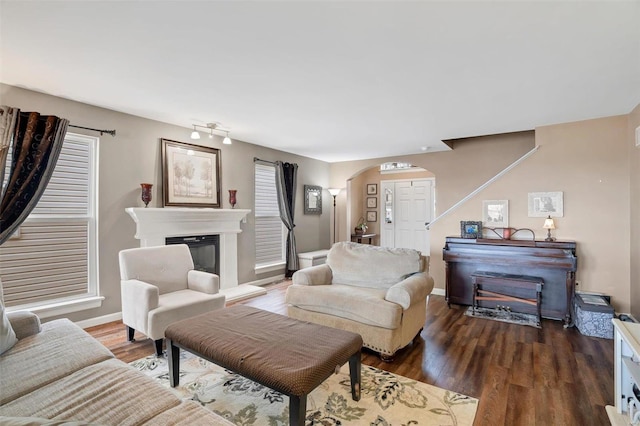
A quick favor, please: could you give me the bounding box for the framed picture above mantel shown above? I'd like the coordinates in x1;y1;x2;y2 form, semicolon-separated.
161;138;221;208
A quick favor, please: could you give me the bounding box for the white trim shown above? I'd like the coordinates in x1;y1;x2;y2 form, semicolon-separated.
431;288;446;296
76;311;122;329
427;146;539;229
7;296;105;319
254;262;286;274
243;274;286;287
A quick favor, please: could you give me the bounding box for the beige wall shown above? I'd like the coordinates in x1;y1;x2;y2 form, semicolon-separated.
630;104;640;318
0;84;330;322
332;120;635;312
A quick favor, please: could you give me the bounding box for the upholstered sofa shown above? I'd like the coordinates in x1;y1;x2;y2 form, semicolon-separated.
286;242;434;360
0;284;232;424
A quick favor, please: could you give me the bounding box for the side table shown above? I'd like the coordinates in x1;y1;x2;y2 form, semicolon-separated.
350;233;376;244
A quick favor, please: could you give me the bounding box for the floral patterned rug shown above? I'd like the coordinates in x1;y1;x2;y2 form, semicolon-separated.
131;352;478;426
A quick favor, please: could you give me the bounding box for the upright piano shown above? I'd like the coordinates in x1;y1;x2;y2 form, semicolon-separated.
442;237;577;325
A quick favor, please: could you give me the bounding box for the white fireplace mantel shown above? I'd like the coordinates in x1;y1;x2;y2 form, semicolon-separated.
125;207;251;290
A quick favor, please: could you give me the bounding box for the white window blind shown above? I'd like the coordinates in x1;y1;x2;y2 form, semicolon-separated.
0;133;98;309
254;163;285;268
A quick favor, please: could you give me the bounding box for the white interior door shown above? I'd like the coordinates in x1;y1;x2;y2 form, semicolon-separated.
380;178;433;254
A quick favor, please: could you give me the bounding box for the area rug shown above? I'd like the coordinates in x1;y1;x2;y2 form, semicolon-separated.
131;352;478;426
465;306;540;328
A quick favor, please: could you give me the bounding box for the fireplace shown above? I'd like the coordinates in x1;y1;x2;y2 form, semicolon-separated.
166;234;219;275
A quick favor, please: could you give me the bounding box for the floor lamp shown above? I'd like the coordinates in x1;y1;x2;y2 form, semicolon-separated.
328;188;341;243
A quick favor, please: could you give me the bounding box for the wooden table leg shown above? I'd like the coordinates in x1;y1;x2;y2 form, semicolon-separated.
167;339;180;387
472;282;478;315
537;286;542;328
289;394;307;426
349;351;361;401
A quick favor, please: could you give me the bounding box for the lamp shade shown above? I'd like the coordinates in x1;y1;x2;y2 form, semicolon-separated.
223;135;232;145
190;130;200;140
543;216;555;230
328;188;341;196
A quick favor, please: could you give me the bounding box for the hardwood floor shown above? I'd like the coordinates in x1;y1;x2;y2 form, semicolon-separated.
85;280;614;426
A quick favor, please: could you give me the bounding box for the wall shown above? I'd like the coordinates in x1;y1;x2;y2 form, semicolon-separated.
331;120;634;313
0;84;331;322
630;104;640;318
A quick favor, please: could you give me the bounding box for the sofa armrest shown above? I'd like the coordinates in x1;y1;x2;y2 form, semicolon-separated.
187;270;220;294
121;279;159;315
7;311;41;340
385;272;434;310
292;264;333;286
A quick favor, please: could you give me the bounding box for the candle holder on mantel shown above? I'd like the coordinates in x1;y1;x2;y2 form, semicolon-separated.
140;183;153;207
228;189;237;208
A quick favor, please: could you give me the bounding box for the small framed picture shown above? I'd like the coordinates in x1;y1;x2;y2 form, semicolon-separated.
483;200;509;227
367;197;377;208
367;211;377;222
460;221;483;239
528;191;563;217
367;184;377;195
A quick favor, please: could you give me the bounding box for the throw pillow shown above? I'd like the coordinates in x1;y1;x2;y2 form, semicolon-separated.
0;298;18;355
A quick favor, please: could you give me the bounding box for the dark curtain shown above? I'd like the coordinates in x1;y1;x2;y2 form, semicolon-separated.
275;161;299;277
0;106;68;245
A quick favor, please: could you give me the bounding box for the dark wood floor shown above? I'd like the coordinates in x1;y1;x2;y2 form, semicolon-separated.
85;280;614;426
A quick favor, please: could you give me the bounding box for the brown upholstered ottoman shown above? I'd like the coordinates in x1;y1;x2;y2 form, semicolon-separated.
165;305;363;426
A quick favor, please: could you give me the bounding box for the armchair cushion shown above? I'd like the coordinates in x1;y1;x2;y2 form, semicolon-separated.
327;242;422;289
147;290;225;340
285;284;402;329
119;245;194;294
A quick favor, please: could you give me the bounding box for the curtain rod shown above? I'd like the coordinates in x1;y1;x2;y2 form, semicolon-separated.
68;124;116;137
253;157;298;167
254;157;275;165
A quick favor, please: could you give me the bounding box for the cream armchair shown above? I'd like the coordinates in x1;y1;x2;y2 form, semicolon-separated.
286;242;434;361
119;244;225;355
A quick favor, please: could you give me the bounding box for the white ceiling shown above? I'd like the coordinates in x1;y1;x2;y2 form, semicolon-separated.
1;1;639;163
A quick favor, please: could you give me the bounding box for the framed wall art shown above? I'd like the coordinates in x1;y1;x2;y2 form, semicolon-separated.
367;183;377;195
528;191;563;217
367;211;377;222
460;221;483;239
367;197;377;208
304;185;322;214
482;200;509;227
161;139;221;207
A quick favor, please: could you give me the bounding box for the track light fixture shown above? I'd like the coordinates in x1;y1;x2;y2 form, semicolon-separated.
190;125;200;140
190;122;232;145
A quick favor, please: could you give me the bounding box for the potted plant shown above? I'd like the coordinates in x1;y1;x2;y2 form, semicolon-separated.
354;217;368;235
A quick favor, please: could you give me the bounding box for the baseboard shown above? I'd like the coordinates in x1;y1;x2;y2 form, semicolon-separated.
76;312;122;329
431;288;445;296
242;274;286;287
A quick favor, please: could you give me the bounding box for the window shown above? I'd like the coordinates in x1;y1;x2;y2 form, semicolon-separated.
254;163;285;272
0;133;101;317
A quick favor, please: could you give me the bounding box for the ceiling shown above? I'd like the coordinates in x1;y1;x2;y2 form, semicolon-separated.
1;1;639;163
